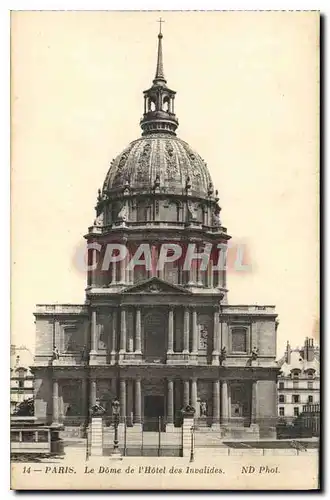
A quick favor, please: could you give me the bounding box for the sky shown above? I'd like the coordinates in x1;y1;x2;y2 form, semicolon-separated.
11;11;319;356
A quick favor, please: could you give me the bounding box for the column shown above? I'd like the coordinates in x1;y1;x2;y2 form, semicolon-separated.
128;313;134;353
120;308;126;353
135;308;142;353
192;309;198;353
183;308;190;354
167;379;174;426
212;309;220;365
221;380;228;424
167;308;174;353
183;380;190;407
251;380;258;425
111;261;116;285
111;378;117;400
228;382;232;421
212;380;220;427
125;245;130;284
134;378;141;424
90;309;97;354
111;309;117;355
119;378;126;422
90;377;97;407
196;244;203;286
81;377;88;422
158;244;164;280
188;258;196;285
119;253;126;284
191;378;198;412
52;379;59;425
208;260;214;288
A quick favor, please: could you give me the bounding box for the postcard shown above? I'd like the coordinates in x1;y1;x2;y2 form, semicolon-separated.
10;10;320;490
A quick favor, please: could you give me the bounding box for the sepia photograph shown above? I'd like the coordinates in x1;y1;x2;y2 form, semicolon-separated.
10;10;320;490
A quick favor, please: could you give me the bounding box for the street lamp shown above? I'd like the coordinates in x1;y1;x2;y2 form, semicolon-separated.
111;399;121;456
190;425;195;463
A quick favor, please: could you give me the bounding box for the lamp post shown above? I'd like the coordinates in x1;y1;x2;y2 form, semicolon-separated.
190;425;195;463
111;399;121;456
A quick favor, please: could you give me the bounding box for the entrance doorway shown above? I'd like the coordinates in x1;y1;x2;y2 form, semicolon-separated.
144;395;165;431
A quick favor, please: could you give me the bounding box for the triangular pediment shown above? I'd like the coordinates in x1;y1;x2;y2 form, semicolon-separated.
121;277;191;295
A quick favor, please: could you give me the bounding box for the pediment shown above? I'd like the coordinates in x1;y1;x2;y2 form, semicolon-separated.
121;277;191;295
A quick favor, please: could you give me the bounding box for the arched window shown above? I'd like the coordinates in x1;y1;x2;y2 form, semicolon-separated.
163;96;170;112
148;98;156;112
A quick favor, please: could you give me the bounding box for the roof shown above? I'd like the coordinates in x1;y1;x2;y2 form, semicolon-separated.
102;134;213;199
278;348;320;376
11;345;34;377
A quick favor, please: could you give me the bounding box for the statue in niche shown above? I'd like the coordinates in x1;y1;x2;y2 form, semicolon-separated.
98;323;107;350
187;201;199;222
212;209;221;227
198;324;208;350
200;401;207;417
117;202;128;222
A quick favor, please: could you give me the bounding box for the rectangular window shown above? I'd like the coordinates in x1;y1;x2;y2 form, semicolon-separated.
18;380;24;389
293;380;299;390
231;328;247;353
294;407;299;417
279;382;284;390
37;431;49;443
11;431;20;442
278;395;285;403
307;381;313;390
308;395;313;403
279;407;285;416
292;395;300;404
22;431;35;442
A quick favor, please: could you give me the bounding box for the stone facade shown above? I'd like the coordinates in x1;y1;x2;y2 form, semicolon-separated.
32;27;279;438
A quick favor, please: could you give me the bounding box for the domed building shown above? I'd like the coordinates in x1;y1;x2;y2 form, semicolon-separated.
33;27;279;440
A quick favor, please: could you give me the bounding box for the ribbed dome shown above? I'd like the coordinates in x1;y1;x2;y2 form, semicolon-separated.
103;134;213;199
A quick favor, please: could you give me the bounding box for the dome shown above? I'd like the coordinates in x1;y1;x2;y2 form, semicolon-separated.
102;134;213;199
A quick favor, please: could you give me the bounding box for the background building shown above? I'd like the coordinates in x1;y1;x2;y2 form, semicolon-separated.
10;345;34;414
277;337;320;420
32;27;279;438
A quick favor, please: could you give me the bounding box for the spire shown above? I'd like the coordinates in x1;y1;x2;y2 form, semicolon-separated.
140;20;179;136
154;18;166;84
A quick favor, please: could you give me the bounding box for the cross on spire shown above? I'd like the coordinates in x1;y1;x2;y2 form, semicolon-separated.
158;17;165;34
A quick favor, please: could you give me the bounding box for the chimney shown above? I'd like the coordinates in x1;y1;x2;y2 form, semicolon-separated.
303;337;309;361
285;341;291;364
306;337;315;362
